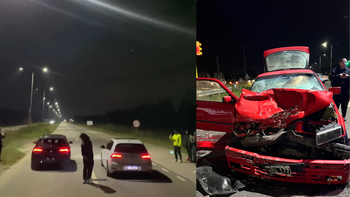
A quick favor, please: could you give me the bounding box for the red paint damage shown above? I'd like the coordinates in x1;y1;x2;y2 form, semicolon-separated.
234;88;333;129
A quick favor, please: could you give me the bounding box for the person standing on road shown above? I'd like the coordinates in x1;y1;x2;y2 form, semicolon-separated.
79;133;94;183
183;131;192;162
329;58;350;119
169;130;182;163
190;131;196;163
0;128;6;162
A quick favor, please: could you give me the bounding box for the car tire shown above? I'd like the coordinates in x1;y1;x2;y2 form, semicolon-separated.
106;163;111;177
31;161;39;171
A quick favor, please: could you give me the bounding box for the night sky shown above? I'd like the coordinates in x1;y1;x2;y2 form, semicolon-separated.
0;0;196;118
197;0;349;78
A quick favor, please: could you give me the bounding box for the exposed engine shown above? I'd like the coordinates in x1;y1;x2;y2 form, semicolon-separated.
231;103;349;160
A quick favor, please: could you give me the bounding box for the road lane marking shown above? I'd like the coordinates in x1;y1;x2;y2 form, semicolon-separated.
152;162;156;166
76;138;79;141
91;171;99;184
176;176;186;181
161;168;169;172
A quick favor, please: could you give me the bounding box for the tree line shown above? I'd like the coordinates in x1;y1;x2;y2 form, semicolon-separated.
74;98;195;133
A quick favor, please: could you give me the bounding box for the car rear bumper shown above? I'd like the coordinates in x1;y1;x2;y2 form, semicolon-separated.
32;155;70;164
225;146;350;185
109;162;152;173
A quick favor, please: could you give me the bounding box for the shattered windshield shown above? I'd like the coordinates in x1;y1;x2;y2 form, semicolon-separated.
251;74;324;93
266;50;309;71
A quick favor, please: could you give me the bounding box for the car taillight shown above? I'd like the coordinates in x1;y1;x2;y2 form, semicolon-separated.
33;147;43;152
141;154;151;159
111;153;122;158
59;148;70;153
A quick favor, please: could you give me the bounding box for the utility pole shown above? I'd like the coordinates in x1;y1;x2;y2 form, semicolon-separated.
216;56;220;81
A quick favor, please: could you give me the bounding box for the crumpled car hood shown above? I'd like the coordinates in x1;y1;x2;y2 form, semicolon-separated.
234;88;333;128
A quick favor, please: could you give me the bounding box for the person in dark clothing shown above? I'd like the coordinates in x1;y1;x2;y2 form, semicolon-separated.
79;133;94;183
190;131;196;163
183;131;192;161
329;58;350;119
0;129;6;162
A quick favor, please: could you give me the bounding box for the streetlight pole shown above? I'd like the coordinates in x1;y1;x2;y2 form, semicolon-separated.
330;44;333;73
42;91;45;122
29;72;34;124
319;56;322;73
243;45;247;76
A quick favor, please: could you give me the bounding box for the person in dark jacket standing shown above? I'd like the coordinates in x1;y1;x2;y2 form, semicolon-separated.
183;131;192;161
79;133;94;183
0;129;6;162
329;58;350;119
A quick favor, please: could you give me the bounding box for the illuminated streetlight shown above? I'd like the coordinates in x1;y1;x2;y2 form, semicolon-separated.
55;102;58;105
19;67;23;71
50;87;53;91
43;68;48;72
322;42;327;48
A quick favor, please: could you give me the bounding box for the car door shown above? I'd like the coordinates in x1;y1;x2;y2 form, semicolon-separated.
103;140;114;166
196;78;238;149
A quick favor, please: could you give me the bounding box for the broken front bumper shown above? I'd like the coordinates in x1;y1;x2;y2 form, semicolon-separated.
225;146;350;185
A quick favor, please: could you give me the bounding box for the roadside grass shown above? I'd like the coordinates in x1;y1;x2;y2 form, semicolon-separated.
227;82;252;97
74;123;188;154
0;123;59;166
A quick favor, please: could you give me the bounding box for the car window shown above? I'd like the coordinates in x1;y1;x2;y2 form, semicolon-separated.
106;141;113;150
251;74;324;93
38;139;67;146
197;80;232;102
114;143;148;153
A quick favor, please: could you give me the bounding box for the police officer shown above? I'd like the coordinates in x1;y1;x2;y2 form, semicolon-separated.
79;133;94;183
329;58;350;119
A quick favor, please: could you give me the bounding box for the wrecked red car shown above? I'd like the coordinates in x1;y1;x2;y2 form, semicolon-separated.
196;46;350;185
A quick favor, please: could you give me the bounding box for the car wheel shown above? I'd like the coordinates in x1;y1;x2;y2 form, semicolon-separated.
106;163;111;177
101;154;104;167
31;161;39;171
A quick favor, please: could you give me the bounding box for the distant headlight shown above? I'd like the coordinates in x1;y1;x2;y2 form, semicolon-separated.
252;80;255;82
248;80;251;83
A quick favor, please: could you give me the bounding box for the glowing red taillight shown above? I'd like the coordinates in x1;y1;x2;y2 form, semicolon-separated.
59;148;70;153
33;147;43;152
141;154;151;159
111;153;122;158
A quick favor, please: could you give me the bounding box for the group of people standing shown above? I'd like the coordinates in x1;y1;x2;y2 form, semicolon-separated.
169;130;196;163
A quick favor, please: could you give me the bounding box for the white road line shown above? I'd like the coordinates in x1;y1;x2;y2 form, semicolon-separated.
91;171;99;184
152;162;156;166
76;138;79;141
161;168;169;172
176;176;187;181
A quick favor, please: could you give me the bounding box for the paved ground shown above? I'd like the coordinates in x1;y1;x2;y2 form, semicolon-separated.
0;122;195;197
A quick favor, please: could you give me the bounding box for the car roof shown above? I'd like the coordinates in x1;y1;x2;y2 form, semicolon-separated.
40;134;67;140
257;69;315;78
111;138;143;144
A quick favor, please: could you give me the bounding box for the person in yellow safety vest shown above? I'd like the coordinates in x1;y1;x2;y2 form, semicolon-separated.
169;130;182;163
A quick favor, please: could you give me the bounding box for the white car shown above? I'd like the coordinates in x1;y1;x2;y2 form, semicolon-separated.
100;138;152;176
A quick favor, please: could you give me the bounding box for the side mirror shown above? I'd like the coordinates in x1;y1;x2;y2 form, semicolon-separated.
69;141;73;144
223;96;232;104
100;145;105;149
329;87;341;95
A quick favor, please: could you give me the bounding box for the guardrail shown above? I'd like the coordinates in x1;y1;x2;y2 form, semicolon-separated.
198;87;233;97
